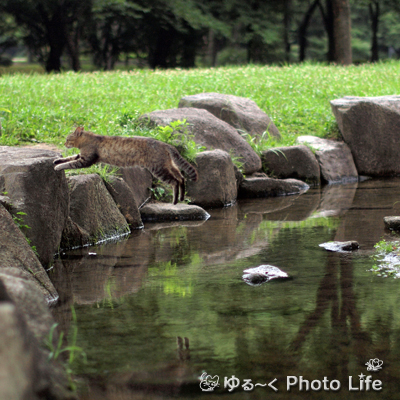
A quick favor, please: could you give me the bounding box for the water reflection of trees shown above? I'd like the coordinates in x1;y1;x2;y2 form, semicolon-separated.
291;252;372;381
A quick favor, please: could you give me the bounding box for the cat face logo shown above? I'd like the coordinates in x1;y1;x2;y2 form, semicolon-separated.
199;372;220;391
365;358;383;372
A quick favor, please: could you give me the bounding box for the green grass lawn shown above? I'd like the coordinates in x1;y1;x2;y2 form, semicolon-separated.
1;61;400;150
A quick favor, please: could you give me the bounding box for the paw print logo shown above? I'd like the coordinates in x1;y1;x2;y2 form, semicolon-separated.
365;358;383;372
199;372;220;392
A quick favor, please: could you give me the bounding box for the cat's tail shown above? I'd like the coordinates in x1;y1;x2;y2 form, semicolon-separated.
170;147;198;181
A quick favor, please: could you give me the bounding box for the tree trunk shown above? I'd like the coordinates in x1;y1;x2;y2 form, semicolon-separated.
181;26;198;68
42;5;67;72
369;1;379;62
298;0;320;62
149;28;176;69
207;29;218;67
248;34;267;63
318;0;335;62
66;30;81;71
283;0;292;62
331;0;352;65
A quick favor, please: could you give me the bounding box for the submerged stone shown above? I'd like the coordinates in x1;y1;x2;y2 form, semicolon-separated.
319;241;359;252
239;177;309;198
242;265;289;286
383;216;400;231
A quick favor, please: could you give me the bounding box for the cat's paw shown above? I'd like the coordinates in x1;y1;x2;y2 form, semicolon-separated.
54;164;65;171
53;158;64;165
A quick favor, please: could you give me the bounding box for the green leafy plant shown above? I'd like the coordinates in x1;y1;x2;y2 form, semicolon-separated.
0;107;11;135
12;211;38;255
66;163;120;183
370;239;400;278
240;129;289;156
120;116;205;164
59;148;120;182
228;150;244;174
374;239;399;254
45;306;86;391
150;181;173;203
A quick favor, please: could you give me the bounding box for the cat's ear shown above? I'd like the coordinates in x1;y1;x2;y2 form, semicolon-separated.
74;126;84;136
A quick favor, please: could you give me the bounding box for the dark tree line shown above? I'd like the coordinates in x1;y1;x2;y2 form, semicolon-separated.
0;0;398;72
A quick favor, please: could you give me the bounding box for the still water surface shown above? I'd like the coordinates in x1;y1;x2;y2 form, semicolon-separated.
50;179;400;400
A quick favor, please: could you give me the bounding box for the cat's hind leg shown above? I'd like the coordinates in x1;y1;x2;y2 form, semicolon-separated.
172;181;180;205
179;179;185;202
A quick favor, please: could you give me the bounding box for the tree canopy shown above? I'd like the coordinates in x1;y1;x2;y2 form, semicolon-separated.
0;0;399;71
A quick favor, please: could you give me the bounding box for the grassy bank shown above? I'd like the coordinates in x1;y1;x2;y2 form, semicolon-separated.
1;61;400;149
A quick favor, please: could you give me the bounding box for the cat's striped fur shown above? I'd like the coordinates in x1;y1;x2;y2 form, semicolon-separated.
54;127;198;204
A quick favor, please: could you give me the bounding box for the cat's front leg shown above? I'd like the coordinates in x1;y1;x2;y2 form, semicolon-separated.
54;154;98;171
53;154;81;165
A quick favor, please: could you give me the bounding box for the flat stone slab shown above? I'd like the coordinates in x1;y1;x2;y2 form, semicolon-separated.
384;216;400;231
140;203;210;222
331;96;400;176
319;241;359;252
179;92;281;138
239;177;309;198
242;265;290;286
296;136;358;183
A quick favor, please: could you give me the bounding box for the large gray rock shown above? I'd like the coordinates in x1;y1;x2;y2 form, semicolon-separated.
66;174;130;245
104;176;144;228
140;203;210;222
179;92;281;139
0;281;73;400
239;177;309;198
296;136;358;183
331;96;400;176
261;145;320;185
186;150;237;208
0;301;41;400
0;203;58;304
0;147;69;267
59;216;91;250
140;108;261;174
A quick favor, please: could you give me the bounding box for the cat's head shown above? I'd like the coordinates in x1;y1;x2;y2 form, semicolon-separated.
65;126;85;148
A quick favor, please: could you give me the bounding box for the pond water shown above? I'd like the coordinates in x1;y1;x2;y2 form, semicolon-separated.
50;178;400;400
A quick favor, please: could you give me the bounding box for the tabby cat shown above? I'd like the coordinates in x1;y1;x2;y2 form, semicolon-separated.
54;127;198;204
